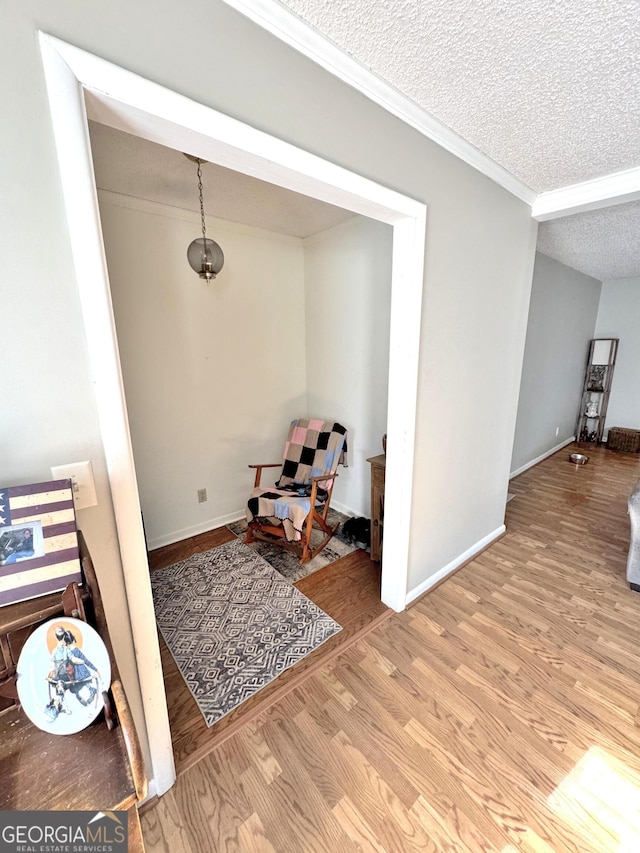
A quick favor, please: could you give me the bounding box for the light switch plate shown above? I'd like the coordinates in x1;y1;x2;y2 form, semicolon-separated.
51;460;98;510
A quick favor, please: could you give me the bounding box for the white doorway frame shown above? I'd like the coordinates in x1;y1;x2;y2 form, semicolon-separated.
39;33;426;796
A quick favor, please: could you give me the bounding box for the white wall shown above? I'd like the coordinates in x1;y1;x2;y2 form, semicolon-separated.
304;217;392;517
103;194;389;540
511;253;602;474
2;0;537;786
99;193;307;547
595;276;640;433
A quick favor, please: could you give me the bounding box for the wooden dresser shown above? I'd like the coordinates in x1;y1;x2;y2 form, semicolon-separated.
0;532;147;850
367;454;386;562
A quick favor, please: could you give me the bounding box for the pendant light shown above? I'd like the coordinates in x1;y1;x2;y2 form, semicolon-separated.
185;155;224;281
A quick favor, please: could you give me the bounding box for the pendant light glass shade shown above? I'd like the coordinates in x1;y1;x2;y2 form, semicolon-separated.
187;237;224;281
185;154;224;281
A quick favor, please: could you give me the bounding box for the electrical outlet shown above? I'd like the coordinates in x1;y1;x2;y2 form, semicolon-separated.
197;488;208;503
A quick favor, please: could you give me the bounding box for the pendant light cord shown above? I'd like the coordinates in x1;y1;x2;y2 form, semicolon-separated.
196;159;208;250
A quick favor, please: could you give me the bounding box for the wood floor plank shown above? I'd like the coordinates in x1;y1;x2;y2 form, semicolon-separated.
409;794;501;853
170;751;253;853
332;796;389;853
237;764;310;853
301;684;418;808
143;443;640;852
138;789;195;853
292;709;381;816
403;716;598;853
330;728;429;844
236;721;283;785
257;722;360;853
374;809;440;852
318;677;516;850
235;812;277;853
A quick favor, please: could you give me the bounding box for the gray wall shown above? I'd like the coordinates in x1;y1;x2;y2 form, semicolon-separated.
511;252;601;473
595;276;640;434
1;0;537;774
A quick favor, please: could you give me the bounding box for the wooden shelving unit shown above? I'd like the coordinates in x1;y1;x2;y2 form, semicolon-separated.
576;338;618;444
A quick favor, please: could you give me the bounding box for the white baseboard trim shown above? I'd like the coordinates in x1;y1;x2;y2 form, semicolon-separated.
331;499;359;518
405;524;506;606
147;501;362;551
509;436;575;480
147;511;245;551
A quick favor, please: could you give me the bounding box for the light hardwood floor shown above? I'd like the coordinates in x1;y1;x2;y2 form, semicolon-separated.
142;443;640;852
149;525;389;774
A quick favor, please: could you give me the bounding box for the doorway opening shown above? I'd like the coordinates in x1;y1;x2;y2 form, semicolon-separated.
40;33;426;796
91;123;396;771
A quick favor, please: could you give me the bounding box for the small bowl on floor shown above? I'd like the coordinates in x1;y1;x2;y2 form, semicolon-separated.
569;453;589;465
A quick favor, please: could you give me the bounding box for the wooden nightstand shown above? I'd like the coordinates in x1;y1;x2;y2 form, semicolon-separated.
367;454;386;562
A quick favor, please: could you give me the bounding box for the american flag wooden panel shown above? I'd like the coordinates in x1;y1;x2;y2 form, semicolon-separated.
0;479;81;607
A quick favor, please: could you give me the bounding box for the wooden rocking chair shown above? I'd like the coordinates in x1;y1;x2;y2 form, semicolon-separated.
245;418;348;564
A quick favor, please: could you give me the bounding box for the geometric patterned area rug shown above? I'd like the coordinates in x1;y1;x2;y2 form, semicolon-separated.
226;508;358;584
150;537;342;726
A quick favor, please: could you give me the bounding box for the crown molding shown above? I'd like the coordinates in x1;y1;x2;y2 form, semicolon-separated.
532;165;640;221
221;0;536;205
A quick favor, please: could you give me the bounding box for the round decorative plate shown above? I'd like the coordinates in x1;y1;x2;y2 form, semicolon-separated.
16;616;111;735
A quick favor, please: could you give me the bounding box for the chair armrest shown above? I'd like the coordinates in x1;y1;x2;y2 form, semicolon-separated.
308;472;339;507
248;463;281;487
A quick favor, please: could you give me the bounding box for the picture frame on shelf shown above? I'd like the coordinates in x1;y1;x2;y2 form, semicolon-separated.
0;479;81;607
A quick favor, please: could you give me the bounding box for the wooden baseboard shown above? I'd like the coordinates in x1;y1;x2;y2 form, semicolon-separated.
138;794;159;815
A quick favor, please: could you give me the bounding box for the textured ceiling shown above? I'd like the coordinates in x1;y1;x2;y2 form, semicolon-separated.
537;201;640;282
271;0;640;280
89;123;354;239
278;0;640;192
90;0;640;280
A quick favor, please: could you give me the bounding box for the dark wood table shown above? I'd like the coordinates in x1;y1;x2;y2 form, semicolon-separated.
0;533;147;850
